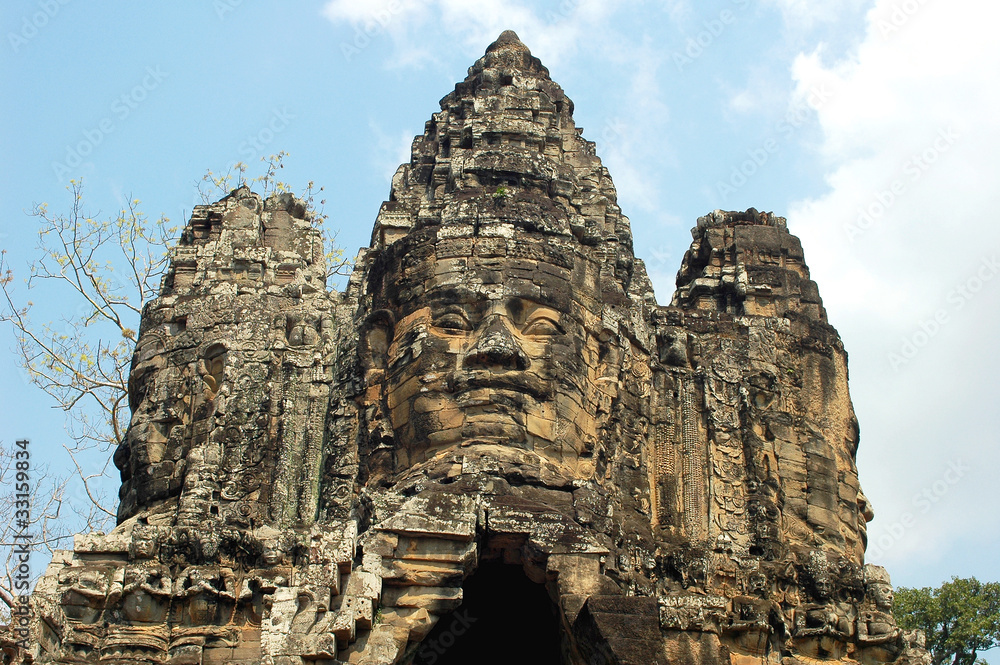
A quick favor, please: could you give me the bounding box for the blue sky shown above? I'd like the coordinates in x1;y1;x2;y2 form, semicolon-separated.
2;0;998;644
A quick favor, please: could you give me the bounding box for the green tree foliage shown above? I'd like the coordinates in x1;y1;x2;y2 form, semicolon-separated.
895;577;1000;665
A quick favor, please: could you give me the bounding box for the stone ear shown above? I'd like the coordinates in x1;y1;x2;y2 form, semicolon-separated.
201;342;228;396
597;329;622;381
363;310;395;371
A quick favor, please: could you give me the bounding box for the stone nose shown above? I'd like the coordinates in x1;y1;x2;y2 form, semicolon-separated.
463;315;530;371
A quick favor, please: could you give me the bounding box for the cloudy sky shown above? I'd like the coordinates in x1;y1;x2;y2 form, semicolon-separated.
2;0;997;639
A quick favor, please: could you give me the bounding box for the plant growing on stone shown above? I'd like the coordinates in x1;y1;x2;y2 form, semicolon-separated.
199;153;351;280
198;151;292;202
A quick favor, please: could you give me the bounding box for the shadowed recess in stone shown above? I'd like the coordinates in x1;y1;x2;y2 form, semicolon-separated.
410;563;561;665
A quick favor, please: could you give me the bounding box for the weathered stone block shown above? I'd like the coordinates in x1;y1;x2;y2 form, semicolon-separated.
381;586;463;613
9;29;925;665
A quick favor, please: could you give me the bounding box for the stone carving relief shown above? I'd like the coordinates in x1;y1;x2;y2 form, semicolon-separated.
360;231;633;487
8;31;929;665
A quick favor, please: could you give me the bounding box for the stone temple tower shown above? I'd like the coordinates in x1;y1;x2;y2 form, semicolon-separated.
12;31;930;665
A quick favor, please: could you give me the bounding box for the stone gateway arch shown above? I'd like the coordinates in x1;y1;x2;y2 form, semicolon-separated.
10;31;930;665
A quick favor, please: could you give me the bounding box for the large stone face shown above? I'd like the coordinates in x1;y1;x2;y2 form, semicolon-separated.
363;232;619;481
10;30;930;665
114;190;345;528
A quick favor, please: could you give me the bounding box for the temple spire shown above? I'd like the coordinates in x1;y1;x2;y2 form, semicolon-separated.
369;29;643;296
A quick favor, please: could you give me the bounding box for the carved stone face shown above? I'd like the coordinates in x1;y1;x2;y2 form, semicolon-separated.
864;565;895;611
366;232;620;480
116;334;182;519
117;332;228;521
870;582;894;610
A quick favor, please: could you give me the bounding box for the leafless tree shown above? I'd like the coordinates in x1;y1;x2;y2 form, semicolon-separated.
1;179;175;522
0;439;108;618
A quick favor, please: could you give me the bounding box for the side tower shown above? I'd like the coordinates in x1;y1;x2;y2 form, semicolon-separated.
25;189;367;664
117;187;340;527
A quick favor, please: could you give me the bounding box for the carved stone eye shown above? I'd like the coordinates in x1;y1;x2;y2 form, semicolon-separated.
433;311;472;332
128;366;156;412
522;315;561;336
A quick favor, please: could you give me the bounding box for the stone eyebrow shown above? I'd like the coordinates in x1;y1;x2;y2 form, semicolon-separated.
423;287;478;302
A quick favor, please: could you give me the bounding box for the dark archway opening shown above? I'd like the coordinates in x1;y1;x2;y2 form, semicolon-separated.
410;562;562;665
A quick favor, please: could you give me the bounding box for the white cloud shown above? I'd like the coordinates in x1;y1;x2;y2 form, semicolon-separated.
323;0;629;70
785;0;1000;571
764;0;871;31
598;38;673;216
659;0;693;23
728;89;759;114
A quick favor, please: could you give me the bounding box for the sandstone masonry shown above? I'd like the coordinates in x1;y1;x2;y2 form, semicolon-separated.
5;31;930;665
